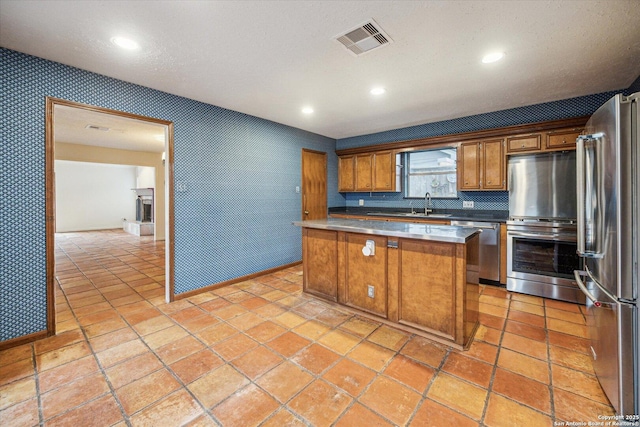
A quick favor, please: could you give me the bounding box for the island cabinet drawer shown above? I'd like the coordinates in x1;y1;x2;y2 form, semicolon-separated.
343;234;387;318
506;134;541;153
301;228;339;302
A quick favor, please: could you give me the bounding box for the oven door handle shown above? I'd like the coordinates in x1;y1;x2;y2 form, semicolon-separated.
508;231;577;241
573;270;601;307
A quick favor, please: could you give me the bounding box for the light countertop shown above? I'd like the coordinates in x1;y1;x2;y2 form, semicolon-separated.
293;218;480;244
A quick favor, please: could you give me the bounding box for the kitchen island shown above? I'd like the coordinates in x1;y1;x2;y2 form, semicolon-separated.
294;218;481;350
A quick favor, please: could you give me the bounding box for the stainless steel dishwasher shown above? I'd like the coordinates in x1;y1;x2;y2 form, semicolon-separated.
450;221;500;283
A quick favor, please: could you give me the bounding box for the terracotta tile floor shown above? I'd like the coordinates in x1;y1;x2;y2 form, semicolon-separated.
0;229;616;426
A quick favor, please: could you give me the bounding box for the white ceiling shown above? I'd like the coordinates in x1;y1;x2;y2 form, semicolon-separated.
2;1;640;139
54;105;166;152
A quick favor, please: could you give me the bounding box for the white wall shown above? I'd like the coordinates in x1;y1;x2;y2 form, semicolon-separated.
136;166;155;189
55;160;137;232
56;143;165;240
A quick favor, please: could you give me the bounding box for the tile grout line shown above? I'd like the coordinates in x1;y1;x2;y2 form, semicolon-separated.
478;287;510;426
54;241;133;427
545;299;558;423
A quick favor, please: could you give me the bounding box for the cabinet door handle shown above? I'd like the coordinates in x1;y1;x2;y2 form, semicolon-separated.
521;144;525;148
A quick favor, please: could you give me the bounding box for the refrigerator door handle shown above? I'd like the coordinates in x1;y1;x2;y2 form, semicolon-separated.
574;270;602;307
576;133;605;258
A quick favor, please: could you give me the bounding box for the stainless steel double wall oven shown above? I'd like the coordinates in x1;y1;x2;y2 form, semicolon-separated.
507;151;585;304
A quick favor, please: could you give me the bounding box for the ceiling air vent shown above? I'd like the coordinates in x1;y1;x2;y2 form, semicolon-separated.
335;19;392;56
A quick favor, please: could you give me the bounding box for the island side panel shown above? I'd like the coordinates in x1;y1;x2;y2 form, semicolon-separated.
344;233;388;318
463;234;480;346
397;239;456;342
302;228;339;302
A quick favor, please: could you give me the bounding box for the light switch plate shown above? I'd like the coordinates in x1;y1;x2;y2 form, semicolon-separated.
359;199;365;206
463;201;474;208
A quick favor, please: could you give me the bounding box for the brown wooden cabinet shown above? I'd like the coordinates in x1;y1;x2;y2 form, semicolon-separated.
506;134;541;153
301;228;339;302
373;151;395;191
396;239;457;340
339;151;397;192
344;233;387;317
355;153;373;191
458;139;505;191
338;155;355;192
507;128;582;155
482;139;506;189
459;142;480;190
546;128;580;150
299;222;480;349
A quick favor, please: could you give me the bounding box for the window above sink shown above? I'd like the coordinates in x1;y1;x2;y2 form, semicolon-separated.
400;148;458;199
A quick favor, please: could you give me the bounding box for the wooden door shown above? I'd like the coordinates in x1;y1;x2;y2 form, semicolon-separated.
345;233;387;317
459;142;480;190
398;239;456;340
373;151;394;191
338;155;355;192
301;149;327;220
355;153;373;191
482;139;505;190
302;228;338;301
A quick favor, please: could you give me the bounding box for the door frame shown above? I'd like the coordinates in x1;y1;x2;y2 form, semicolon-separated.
45;97;176;337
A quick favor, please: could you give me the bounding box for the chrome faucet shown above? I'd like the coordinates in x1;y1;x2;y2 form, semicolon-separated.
425;192;432;215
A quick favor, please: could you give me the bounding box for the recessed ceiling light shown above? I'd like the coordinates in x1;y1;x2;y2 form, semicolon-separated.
370;87;386;95
482;52;504;64
302;107;314;114
111;36;140;50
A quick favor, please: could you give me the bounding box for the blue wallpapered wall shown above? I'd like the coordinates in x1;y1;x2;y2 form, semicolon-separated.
338;75;640;211
0;48;340;341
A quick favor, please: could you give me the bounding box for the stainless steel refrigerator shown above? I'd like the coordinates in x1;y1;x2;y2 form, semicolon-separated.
575;92;639;416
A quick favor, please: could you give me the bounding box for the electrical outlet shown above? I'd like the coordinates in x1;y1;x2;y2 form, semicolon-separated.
359;199;365;206
367;285;375;298
295;186;300;193
463;201;474;208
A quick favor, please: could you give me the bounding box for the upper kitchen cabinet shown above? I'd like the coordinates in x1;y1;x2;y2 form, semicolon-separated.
506;134;542;154
458;139;505;191
339;151;397;192
338;155;355;192
545;128;581;150
507;127;582;155
355;153;373;191
372;151;395;191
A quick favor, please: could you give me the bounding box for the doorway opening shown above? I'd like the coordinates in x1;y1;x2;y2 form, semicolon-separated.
45;97;176;337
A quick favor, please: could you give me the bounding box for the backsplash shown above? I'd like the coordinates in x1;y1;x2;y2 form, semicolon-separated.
344;191;508;212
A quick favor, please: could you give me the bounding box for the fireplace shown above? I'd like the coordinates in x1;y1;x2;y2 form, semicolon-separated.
124;188;154;236
133;188;153;223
